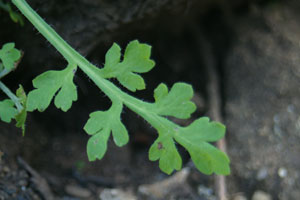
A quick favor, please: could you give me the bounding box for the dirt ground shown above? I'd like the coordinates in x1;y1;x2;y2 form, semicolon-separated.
1;0;300;199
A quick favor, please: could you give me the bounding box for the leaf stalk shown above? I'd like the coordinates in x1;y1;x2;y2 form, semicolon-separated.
0;80;23;111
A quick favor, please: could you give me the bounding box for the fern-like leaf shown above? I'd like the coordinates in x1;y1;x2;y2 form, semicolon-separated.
27;63;77;112
99;40;155;92
84;101;128;161
12;0;230;176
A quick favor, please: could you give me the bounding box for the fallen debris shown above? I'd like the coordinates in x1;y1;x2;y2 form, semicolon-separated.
17;157;55;200
138;167;190;199
65;184;92;198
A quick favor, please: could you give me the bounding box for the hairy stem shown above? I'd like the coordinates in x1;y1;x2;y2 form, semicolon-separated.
11;0;176;132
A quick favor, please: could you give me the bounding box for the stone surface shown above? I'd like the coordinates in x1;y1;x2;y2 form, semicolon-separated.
99;188;136;200
65;185;92;198
252;191;272;200
233;194;248;200
225;3;300;199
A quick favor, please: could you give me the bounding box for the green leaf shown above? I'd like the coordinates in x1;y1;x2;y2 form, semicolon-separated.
84;102;129;161
27;63;77;112
152;83;196;119
175;118;230;175
100;40;155;92
15;85;27;136
0;43;21;70
149;134;182;175
0;99;18;123
104;43;121;70
148;117;229;175
87;128;110;161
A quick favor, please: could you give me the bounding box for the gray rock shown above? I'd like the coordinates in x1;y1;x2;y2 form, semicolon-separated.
99;188;136;200
233;194;247;200
65;185;91;198
252;191;271;200
225;2;300;199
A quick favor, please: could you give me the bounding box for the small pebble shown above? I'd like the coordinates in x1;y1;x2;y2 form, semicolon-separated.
233;194;247;200
256;168;268;180
252;190;272;200
100;188;136;200
65;185;91;198
197;185;216;200
278;167;287;178
18;179;28;187
21;186;26;191
273;115;280;123
287;104;295;113
3;166;10;173
197;185;213;196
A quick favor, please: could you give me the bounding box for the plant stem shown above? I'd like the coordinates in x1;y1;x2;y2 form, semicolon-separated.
11;1;222;173
12;0;95;68
11;1;155;119
0;81;22;111
11;0;182;136
0;68;11;79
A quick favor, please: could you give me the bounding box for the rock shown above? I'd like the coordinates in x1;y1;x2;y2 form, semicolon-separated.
197;185;216;200
252;191;272;200
233;194;247;200
99;188;136;200
224;2;300;199
256;168;268;181
278;167;287;178
65;185;91;198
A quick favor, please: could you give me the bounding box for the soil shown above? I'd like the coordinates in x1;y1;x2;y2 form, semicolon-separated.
1;0;300;199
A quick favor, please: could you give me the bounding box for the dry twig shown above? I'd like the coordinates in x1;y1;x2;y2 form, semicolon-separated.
17;157;55;200
189;24;228;200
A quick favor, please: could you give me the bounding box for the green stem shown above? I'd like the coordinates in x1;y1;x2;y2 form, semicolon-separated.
0;68;13;79
0;81;23;111
12;0;81;63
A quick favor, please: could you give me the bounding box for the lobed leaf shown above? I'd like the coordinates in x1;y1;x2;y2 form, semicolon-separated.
149;134;182;175
100;40;155;92
87;128;110;161
84;102;129;161
27;63;77;112
152;82;196;119
0;99;18;123
0;43;21;70
148;117;230;175
175;117;230;175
